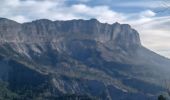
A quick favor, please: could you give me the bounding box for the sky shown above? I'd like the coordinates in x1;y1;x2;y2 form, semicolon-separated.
0;0;170;58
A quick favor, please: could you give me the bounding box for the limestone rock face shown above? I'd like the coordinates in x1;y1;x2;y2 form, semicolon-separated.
0;18;141;47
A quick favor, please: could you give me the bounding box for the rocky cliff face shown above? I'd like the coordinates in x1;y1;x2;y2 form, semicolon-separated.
0;18;169;100
0;18;141;46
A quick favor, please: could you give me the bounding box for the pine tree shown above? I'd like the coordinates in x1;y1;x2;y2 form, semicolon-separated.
158;95;166;100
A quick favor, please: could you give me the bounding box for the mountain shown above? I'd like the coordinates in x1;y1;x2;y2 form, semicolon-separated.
0;18;170;100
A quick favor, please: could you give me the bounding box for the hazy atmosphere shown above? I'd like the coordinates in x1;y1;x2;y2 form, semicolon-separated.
0;0;170;58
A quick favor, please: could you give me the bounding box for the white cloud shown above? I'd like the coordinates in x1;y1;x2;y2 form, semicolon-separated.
132;16;170;58
0;0;126;23
71;4;125;23
9;15;29;23
0;0;67;22
140;10;156;18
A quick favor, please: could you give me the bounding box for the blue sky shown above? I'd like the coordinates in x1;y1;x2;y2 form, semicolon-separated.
0;0;170;58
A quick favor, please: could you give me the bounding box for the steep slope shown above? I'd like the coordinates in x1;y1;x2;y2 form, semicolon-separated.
0;18;169;100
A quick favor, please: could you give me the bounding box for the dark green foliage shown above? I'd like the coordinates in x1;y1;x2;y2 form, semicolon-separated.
0;83;95;100
55;94;96;100
158;95;166;100
0;81;19;100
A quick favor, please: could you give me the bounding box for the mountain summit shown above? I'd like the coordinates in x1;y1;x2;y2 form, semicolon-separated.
0;18;169;100
0;18;141;47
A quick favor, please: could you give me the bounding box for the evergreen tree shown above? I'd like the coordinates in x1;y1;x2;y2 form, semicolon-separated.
158;95;166;100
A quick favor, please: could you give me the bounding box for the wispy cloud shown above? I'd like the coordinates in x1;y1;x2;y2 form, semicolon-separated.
132;16;170;58
115;1;162;8
0;0;126;23
71;4;125;23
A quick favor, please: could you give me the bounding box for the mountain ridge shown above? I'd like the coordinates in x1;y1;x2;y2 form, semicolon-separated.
2;18;140;44
0;18;169;100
